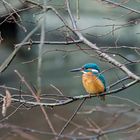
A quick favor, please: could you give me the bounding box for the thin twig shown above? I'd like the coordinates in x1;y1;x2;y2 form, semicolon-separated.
101;0;140;14
37;6;46;95
14;70;56;134
58;98;86;136
0;23;41;73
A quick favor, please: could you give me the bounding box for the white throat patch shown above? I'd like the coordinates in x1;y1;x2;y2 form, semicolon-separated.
81;70;86;74
91;69;99;73
81;69;99;73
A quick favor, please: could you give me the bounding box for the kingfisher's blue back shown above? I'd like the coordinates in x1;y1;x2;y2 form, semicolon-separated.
93;71;106;91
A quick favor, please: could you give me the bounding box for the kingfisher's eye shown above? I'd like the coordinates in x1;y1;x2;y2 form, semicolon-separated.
82;67;86;70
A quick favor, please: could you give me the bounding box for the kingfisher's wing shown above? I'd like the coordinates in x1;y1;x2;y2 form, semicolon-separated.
98;74;106;91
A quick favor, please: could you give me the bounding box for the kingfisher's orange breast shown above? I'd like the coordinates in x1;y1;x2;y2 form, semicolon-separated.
82;72;105;95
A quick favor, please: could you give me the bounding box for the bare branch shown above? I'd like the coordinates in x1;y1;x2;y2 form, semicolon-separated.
101;0;140;14
66;0;140;81
0;23;41;73
2;79;137;107
58;98;86;136
15;40;82;47
14;70;56;135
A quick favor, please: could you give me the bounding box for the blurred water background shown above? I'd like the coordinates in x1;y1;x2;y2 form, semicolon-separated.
0;0;140;139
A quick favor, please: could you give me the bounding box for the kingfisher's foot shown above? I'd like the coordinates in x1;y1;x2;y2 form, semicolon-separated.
100;95;105;101
96;94;105;101
87;94;92;98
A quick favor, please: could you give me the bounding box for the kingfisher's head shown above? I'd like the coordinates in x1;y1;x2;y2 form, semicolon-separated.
70;63;100;74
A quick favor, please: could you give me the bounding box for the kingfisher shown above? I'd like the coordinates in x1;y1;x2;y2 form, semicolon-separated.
70;63;106;100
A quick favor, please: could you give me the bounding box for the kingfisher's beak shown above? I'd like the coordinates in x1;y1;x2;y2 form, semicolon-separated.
70;67;82;72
